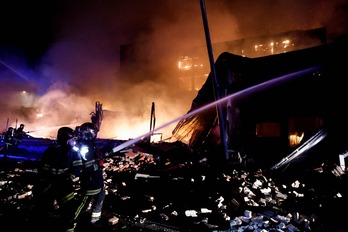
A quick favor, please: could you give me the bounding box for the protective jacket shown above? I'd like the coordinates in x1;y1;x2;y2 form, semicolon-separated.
72;139;104;195
37;141;81;207
35;137;81;231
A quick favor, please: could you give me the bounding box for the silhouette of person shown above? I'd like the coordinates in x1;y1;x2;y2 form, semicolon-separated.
12;124;26;155
2;127;14;159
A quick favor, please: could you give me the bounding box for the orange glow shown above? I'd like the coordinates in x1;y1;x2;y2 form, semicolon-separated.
178;56;193;70
289;132;304;147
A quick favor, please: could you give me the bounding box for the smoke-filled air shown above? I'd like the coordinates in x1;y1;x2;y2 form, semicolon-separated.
0;0;347;140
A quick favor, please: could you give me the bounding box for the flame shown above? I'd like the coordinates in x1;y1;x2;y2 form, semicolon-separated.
289;132;304;147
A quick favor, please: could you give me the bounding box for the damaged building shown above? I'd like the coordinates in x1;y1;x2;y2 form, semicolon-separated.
1;28;348;231
120;27;340;169
171;27;348;171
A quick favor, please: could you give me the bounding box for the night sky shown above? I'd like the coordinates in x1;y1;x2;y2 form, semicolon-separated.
0;0;347;140
0;1;63;65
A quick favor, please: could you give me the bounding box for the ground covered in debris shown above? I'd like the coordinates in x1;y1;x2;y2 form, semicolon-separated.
1;142;348;232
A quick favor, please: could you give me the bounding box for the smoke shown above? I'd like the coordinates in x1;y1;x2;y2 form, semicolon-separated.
0;0;347;140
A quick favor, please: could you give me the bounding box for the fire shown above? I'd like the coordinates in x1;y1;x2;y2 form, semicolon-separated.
289;132;305;147
178;56;193;70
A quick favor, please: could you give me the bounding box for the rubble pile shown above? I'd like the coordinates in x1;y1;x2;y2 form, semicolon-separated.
0;145;347;231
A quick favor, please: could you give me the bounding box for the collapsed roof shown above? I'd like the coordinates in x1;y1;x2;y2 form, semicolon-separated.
172;36;348;169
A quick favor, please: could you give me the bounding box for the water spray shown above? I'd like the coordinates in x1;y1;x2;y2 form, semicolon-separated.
26;124;78;137
109;65;321;155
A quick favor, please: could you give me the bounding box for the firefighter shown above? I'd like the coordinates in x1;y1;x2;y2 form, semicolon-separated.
71;122;105;226
2;127;14;159
12;123;26;155
33;126;81;231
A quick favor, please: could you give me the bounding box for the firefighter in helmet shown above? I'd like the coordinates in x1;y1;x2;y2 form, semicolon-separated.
12;123;26;155
71;122;105;226
34;126;81;231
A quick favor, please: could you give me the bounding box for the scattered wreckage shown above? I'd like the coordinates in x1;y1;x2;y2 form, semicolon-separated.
0;143;347;231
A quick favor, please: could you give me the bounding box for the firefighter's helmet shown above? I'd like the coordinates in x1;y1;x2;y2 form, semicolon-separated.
57;127;74;144
79;122;98;141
